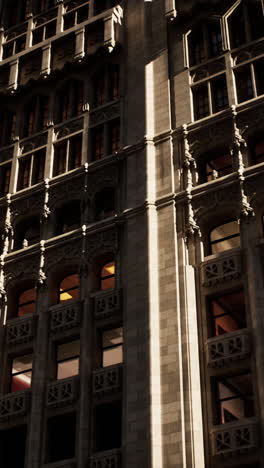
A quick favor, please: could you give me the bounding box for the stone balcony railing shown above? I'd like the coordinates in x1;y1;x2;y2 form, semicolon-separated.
93;364;122;397
201;249;242;288
0;390;31;421
90;449;122;468
212;418;258;457
6;314;36;345
206;329;251;367
49;300;82;333
46;376;79;407
93;289;121;320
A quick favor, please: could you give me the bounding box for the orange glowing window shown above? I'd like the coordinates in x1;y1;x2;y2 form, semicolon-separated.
100;261;115;290
11;354;33;392
102;327;123;367
18;288;36;317
56;340;80;380
59;274;79;303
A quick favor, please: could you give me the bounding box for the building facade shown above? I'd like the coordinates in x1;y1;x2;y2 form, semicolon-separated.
0;0;263;467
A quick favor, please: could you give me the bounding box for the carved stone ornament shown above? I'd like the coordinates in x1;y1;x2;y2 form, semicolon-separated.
89;101;120;127
88;165;119;198
49;175;84;209
4;254;39;285
50;300;82;333
46;376;79;407
94;289;121;320
11;191;44;220
45;238;82;271
20;133;48;154
90;449;122;468
93;364;122;397
6;315;36;345
86;228;118;261
212;419;258;457
201;250;242;288
0;390;31;421
207;329;251;367
55;117;83;140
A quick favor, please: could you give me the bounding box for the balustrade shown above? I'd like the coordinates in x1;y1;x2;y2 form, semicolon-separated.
47;376;79;407
90;449;121;468
50;300;82;333
201;250;242;287
6;315;36;345
93;364;122;397
0;390;30;421
207;329;251;367
212;419;258;456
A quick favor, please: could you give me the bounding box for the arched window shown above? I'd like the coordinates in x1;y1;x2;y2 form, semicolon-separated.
18;288;36;317
100;261;115;290
210;220;240;254
94;188;116;221
55;200;81;235
56;80;84;123
58;274;79;303
14;217;40;250
24;95;49;137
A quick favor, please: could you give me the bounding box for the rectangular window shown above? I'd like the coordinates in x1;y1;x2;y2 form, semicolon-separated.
11;354;33;392
109;65;120;101
56;340;80;380
235;66;253;103
208;22;222;58
46;413;76;463
92;126;104;161
213;373;254;425
255;59;264;97
17;151;46;191
193;84;209;120
53;142;67;176
0;425;27;468
254;140;264;164
69;134;82;170
17;157;31;190
211;76;228;113
109;120;120;154
94;401;122;452
0;164;11;197
102;327;123;367
32;150;45;184
209;290;246;337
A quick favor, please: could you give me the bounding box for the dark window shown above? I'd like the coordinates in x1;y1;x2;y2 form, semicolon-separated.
92;126;104;160
14;217;40;250
208;290;246;337
100;261;115;290
69;134;82;170
94;76;106;107
235;66;253;103
189;21;222;66
11;354;33;392
208;22;222;58
193;84;209;120
0;164;11;197
58;274;79;303
0;425;27;468
24;96;49;137
56;80;84;123
254;139;264;164
56;340;80;380
17;157;31;190
102;328;123;367
32;150;45;184
53;142;67;176
0;110;16;146
46;413;76;463
203;153;232;182
255;59;264;97
18;288;36;317
229;5;246;49
109;65;120;101
189;29;206;67
210;220;240;254
94;401;122;452
213;373;254;425
211;76;228;113
55;200;81;234
94;188;116;221
109;120;120;154
248;2;264;42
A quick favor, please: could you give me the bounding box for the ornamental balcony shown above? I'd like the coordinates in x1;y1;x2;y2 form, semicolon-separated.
206;329;251;368
0;2;123;91
93;364;122;398
0;390;31;421
90;449;122;468
6;314;36;345
201;250;242;288
49;300;82;333
212;418;258;457
93;288;121;320
46;376;79;407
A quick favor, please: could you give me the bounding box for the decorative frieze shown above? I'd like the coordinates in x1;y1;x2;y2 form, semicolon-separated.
6;315;36;345
93;289;121;320
212;419;258;457
0;390;30;421
207;329;251;367
90;449;122;468
46;377;79;407
201;251;242;287
50;300;82;333
89;101;120;127
93;364;122;397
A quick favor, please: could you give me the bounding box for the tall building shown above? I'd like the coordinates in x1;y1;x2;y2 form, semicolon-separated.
0;0;263;467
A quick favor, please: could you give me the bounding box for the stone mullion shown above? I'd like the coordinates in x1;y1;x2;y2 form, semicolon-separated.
77;231;93;468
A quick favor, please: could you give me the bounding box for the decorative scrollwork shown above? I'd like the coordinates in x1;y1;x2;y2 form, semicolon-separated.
0;391;30;421
93;364;122;397
94;289;121;320
6;315;36;345
202;251;242;287
46;377;79;407
213;419;258;456
50;300;82;332
207;329;251;367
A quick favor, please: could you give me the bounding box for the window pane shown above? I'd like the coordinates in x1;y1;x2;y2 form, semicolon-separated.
101;261;115;290
59;274;79;302
12;354;33;392
209;290;246;337
57;358;79;380
11;371;32;392
255;140;264;163
206;154;232;181
17;158;31;190
255;59;264;97
217;374;254;424
57;340;80;361
210;221;240;254
102;328;123;367
193;85;209;120
211;76;228;113
235;67;253;103
103;328;123;348
0;164;11;196
18;288;36;317
103;346;123;367
53;142;67;176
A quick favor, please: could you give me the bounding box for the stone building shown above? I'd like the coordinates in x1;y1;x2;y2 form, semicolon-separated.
0;0;263;467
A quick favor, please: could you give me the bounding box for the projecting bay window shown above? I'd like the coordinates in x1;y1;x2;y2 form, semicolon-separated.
53;134;82;176
228;1;264;49
212;373;254;425
192;75;228;121
0;164;11;197
188;20;223;67
11;354;33;392
208;290;246;337
17;150;46;191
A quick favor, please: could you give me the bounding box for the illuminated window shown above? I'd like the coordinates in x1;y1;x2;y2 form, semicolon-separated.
56;340;80;380
94;188;116;221
102;328;123;367
11;354;33;392
210;221;240;254
208;290;246;337
0;164;11;197
100;261;115;290
213;373;254;425
59;274;79;303
18;288;36;317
